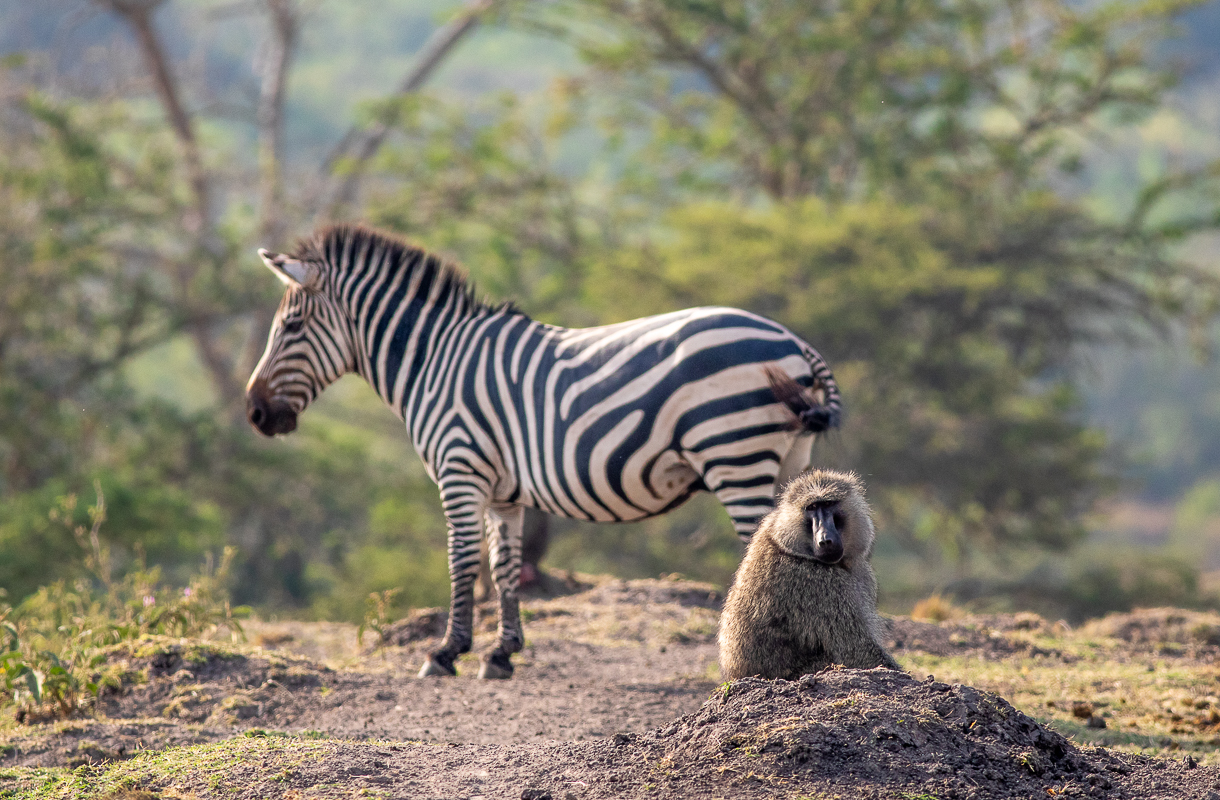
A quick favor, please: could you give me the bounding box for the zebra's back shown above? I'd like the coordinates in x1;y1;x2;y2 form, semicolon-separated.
414;306;828;528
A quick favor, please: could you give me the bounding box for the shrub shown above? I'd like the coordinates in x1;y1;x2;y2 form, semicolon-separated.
0;485;248;721
910;593;965;623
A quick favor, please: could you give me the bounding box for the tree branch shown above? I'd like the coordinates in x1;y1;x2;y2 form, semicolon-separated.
313;0;497;221
99;0;221;255
241;0;300;379
625;4;800;198
257;0;297;246
101;0;246;414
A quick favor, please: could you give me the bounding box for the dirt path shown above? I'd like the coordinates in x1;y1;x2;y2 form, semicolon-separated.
2;577;1220;799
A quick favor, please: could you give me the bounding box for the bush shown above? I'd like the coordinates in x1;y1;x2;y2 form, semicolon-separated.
893;544;1218;624
0;486;248;721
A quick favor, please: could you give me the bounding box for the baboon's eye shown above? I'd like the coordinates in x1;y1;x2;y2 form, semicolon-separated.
832;512;845;529
282;317;305;335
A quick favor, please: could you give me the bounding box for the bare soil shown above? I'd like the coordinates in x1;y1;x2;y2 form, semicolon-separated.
2;577;1219;799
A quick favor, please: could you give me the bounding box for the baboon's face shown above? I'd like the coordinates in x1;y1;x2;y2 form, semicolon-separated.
805;500;847;564
767;470;874;567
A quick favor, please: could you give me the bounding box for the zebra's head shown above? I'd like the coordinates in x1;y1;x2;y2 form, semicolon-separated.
246;247;355;437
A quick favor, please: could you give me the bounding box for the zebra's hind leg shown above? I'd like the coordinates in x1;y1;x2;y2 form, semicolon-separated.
704;464;781;544
420;481;488;678
478;503;525;679
776;432;814;492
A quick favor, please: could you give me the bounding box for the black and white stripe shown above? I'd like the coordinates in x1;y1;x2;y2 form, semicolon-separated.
247;224;841;678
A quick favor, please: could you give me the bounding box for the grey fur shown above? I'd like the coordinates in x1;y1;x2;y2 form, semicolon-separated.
718;469;902;680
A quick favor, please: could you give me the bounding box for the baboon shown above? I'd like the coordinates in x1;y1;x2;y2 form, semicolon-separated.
718;469;901;680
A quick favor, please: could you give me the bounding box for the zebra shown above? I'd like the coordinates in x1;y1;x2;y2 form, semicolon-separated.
246;224;842;679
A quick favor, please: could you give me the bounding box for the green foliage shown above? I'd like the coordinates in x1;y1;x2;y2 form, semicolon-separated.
939;544;1215;623
357;588;403;649
507;0;1220;560
307;493;452;622
545;494;744;588
0;87;181;496
581;198;1118;554
365;90;620;325
528;0;1208;206
0;488;247;721
1065;549;1203;618
0;471;225;605
1089;332;1220;501
1;0;1218;627
1169;477;1220;569
0;80;245;605
114;400;442;614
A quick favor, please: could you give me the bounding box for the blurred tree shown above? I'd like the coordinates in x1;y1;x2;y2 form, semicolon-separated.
363;91;622;323
0;89;174;495
3;0;1219;620
492;0;1220;560
0;80;237;598
0;0;491;613
589;199;1121;556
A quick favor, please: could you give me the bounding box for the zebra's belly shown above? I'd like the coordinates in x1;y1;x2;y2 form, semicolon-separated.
516;448;704;522
614;449;703;521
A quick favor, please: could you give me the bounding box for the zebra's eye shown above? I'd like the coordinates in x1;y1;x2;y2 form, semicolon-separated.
282;317;305;335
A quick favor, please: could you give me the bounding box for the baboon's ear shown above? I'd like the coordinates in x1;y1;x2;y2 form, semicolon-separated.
258;248;317;288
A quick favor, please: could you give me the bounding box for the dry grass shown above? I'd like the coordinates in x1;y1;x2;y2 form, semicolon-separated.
909;593;964;623
897;624;1220;765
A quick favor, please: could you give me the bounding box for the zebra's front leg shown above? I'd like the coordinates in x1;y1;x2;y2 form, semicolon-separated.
419;488;488;678
478;503;525;680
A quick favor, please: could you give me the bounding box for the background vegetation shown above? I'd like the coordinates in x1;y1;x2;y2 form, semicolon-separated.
2;0;1220;625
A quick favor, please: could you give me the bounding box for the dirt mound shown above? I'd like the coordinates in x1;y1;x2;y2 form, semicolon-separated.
1082;607;1220;650
93;638;327;727
969;611;1062;633
380;606;451;646
625;669;1217;800
887;615;1069;660
71;670;1215;800
577;576;723;609
380;576;723;650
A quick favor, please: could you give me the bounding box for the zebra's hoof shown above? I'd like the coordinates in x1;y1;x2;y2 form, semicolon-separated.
418;658;456;678
477;652;514;680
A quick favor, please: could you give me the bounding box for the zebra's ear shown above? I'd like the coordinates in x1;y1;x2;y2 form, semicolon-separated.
258;248;315;288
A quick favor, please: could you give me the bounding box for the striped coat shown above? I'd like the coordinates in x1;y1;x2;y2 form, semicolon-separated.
246;225;841;678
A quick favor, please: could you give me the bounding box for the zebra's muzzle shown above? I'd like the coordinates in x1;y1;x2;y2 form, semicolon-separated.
246;381;298;436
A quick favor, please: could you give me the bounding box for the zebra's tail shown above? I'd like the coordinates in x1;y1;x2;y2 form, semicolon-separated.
764;355;842;434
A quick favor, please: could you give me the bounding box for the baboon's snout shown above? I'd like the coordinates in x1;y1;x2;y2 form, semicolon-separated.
806;504;844;564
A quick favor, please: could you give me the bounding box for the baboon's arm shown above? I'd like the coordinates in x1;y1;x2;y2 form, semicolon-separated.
815;574;902;671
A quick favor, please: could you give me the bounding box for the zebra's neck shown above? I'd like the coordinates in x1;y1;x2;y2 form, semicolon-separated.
341;260;468;414
334;246;487;419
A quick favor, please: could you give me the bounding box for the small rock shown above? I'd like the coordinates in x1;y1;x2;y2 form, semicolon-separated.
1071;703;1093;719
1086;716;1106;729
521;790;552;800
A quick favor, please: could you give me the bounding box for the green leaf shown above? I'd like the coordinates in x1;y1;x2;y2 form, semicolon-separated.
25;669;42;703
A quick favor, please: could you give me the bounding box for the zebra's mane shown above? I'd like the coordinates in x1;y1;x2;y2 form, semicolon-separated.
293;224;518;317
